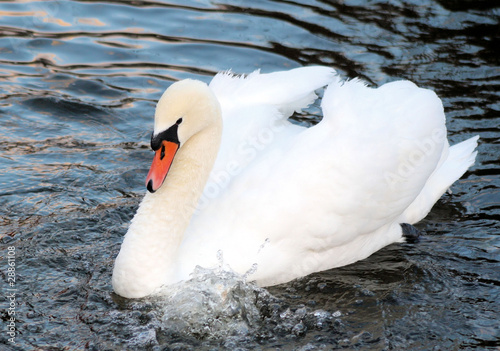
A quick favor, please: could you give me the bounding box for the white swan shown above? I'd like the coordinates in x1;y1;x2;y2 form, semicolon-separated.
112;66;479;299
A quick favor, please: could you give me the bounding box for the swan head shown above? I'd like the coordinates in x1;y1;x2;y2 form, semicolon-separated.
146;79;221;193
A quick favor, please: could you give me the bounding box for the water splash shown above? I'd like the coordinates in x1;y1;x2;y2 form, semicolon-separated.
154;263;267;340
118;261;344;348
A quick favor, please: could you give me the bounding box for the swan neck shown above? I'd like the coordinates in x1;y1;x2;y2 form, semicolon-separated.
112;122;221;298
155;123;222;219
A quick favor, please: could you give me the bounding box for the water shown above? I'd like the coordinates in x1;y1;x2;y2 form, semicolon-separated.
0;0;498;350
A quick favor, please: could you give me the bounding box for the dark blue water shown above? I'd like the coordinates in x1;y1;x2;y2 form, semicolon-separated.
0;1;498;350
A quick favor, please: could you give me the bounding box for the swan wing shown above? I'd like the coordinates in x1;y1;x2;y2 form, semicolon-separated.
204;66;337;193
209;66;337;116
299;79;448;235
181;72;478;286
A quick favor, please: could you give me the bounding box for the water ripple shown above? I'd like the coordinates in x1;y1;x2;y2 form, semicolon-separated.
0;0;498;350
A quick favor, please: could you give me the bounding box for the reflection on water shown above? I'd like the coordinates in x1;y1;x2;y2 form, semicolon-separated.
0;0;498;350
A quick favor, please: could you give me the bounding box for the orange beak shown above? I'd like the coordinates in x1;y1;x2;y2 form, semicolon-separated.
145;140;179;193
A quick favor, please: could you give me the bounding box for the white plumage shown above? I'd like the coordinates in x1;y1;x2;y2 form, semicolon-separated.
112;66;478;299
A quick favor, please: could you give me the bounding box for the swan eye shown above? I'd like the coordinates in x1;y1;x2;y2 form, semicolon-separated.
150;122;181;151
176;118;183;125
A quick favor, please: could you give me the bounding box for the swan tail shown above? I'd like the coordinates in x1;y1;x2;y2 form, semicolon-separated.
399;135;479;224
210;66;338;117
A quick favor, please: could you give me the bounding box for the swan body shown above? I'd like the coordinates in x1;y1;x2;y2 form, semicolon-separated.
112;66;479;299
